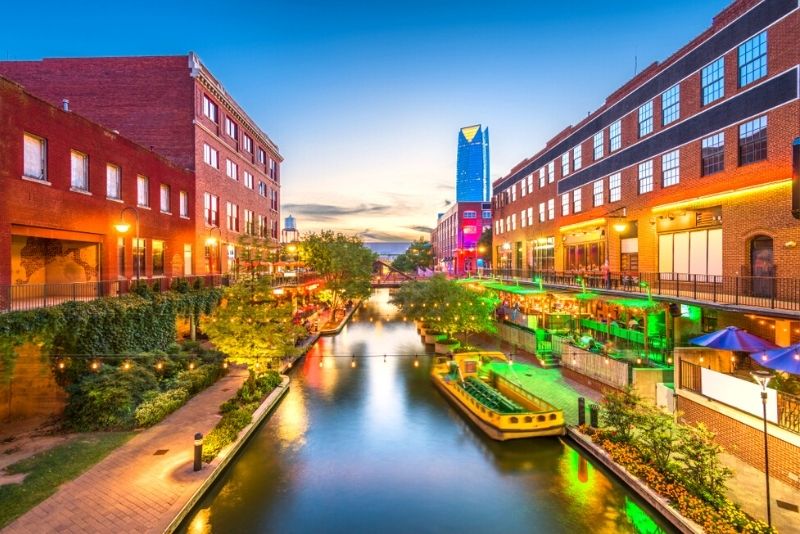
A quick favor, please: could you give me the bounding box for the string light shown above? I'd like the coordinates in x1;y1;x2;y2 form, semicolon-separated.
189;362;195;370
57;361;65;370
319;358;324;368
351;356;356;368
123;361;131;371
223;361;229;369
156;362;164;371
91;361;99;371
414;356;419;368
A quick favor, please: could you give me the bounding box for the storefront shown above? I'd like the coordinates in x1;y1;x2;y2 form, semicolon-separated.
563;230;605;272
656;208;722;280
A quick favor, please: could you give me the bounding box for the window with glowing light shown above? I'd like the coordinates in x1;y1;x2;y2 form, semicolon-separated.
106;164;121;200
152;240;165;276
137;175;149;207
160;184;171;213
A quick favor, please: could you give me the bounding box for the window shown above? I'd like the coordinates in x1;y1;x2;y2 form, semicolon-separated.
561;153;569;177
547;161;555;183
117;237;126;278
244;171;254;189
638;101;653;137
160;184;171;213
659;229;723;276
137;175;149;207
539;202;545;222
271;220;279;239
609;120;622;152
701;132;725;175
621;238;639;273
463;210;477;219
547;198;555;220
70;150;88;191
270;189;279;211
739;116;767;165
106;164;121;200
203;143;219;168
527;207;533;227
258;215;267;238
245;209;255;235
133;238;145;278
227;202;239;232
497;220;502;234
180;191;189;217
739;31;767;87
258;148;266;165
505;216;510;231
152;240;165;276
510;185;517;202
521;178;527;197
482;209;491;219
593;179;604;207
202;95;218;123
662;84;680;126
638;160;653;194
23;133;47;180
269;159;277;181
226;159;238;180
526;174;533;195
511;213;516;231
662;150;680;187
204;193;219;226
533;237;555;272
573;145;582;171
538;168;545;188
609;172;622;202
561;193;570;216
258;181;267;197
225;117;238;140
573;189;582;213
243;134;253;153
702;57;724;106
593;131;603;160
520;210;527;228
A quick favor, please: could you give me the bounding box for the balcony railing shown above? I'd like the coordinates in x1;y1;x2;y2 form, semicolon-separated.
475;269;800;313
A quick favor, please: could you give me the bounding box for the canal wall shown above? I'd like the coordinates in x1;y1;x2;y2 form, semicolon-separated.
320;300;362;336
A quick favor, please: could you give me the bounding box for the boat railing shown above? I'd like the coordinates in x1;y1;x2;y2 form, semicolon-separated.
494;373;560;414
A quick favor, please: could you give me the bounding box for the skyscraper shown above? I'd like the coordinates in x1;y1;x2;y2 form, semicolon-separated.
456;125;490;202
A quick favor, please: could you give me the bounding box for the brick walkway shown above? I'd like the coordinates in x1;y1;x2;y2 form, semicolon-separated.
1;366;249;534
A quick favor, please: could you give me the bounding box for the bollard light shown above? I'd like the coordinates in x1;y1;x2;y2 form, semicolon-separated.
194;432;203;472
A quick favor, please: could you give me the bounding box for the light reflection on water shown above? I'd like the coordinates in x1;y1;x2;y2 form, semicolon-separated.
183;289;672;534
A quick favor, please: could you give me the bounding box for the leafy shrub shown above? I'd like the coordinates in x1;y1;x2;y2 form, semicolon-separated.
64;365;158;431
201;404;256;462
599;387;642;443
134;388;189;427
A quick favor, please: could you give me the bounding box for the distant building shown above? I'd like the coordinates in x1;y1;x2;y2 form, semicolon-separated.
456;125;490;202
282;215;299;243
431;202;492;274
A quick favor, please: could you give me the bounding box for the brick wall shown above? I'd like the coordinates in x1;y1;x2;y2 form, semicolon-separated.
0;344;66;421
678;395;800;490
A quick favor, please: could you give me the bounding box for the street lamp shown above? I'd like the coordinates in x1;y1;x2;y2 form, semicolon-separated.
115;206;141;283
751;369;774;529
205;226;222;275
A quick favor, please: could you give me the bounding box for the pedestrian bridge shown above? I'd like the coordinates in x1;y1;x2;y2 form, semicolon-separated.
372;260;416;287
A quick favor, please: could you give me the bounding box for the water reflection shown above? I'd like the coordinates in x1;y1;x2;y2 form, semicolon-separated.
183;290;672;534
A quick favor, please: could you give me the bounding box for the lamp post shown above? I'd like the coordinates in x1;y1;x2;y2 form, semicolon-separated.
114;206;141;283
206;226;222;276
751;369;774;529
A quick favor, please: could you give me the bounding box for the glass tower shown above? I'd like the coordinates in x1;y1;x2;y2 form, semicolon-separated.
456;125;490;202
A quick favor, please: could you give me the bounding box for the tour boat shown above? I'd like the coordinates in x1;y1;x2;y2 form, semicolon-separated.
431;351;565;440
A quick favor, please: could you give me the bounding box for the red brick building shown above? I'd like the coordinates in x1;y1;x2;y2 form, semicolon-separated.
0;53;282;275
0;76;195;300
431;201;492;274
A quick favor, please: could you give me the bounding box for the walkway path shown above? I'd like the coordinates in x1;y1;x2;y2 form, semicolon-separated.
1;366;249;534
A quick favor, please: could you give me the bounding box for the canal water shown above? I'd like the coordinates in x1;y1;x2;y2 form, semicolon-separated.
183;289;673;534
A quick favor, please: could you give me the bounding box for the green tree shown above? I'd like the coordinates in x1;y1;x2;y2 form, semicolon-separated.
204;277;305;370
599;387;642;443
236;235;278;280
392;238;433;273
300;231;376;311
675;422;732;502
635;402;680;474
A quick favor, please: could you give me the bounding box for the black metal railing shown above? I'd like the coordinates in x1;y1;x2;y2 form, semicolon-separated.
679;360;702;393
473;269;800;313
777;391;800;435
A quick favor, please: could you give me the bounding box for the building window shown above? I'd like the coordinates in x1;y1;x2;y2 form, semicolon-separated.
658;228;722;276
463;210;477;219
527;207;533;227
258;148;266;164
621;238;639;272
117;237;126;278
638;160;653;194
539;202;545;222
702;57;724;106
244;171;254;189
152;240;165;276
106;164;121;200
137;175;149;207
24;133;47;180
521;178;527;197
203;143;219;168
243;134;253;153
547;198;555;220
180;191;189;217
573;189;582;213
739;31;767;87
510;185;517;202
226;159;238;180
498;220;503;234
270;189;279;211
701;133;725;176
561;153;569;177
638;101;653;138
561;193;570;216
258;215;267;238
202;95;218;123
533;237;555;272
609;120;622;152
739;116;767;165
70;150;89;191
526;174;533;195
573;145;582;171
258;181;267;197
593;179;604;207
269;159;277;181
593;131;603;160
227;202;239;232
159;184;171;213
245;209;255;235
662;84;680;126
225;117;238;140
520;210;527;228
204;193;219;226
538;168;545;188
609;172;622;203
662;149;680;188
547;161;555;183
271;220;278;239
482;209;491;219
511;214;516;231
133;238;146;277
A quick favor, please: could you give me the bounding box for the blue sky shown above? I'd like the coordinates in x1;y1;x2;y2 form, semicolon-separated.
2;0;730;241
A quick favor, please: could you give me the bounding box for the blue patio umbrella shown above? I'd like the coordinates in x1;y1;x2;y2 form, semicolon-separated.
689;326;779;352
750;343;800;375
